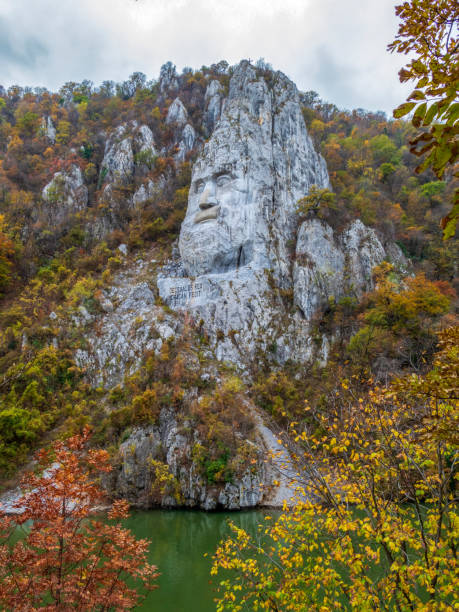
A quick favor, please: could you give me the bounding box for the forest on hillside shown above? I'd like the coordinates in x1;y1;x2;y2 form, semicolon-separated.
0;60;456;479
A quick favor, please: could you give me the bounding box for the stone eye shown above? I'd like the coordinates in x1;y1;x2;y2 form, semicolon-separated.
216;175;231;187
195;181;205;193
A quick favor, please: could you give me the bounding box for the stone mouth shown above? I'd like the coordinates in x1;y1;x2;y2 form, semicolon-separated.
194;206;220;224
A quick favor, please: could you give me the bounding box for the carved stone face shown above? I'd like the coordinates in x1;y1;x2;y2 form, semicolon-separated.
178;62;329;278
179;159;259;276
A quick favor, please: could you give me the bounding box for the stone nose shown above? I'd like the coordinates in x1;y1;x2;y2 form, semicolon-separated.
199;186;218;210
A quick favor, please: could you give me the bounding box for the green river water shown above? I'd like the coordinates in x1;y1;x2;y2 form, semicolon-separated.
11;507;435;610
123;509;272;612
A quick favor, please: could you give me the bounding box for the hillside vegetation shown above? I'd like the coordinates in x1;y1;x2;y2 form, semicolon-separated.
0;61;456;485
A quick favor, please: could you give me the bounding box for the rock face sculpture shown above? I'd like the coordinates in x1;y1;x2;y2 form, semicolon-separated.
157;60;401;366
158;61;328;363
178;60;329;278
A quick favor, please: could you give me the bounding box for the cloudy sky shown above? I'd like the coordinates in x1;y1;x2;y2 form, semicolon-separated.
0;0;410;114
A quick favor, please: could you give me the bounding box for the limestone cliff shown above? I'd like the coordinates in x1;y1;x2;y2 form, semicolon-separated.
157;61;400;368
74;62;403;510
42;164;88;225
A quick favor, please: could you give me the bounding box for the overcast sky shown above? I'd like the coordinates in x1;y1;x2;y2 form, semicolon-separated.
0;0;411;114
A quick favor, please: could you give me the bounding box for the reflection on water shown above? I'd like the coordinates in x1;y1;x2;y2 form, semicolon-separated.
123;509;272;611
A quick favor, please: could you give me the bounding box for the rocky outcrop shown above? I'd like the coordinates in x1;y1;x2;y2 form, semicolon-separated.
293;218;388;320
100;122;157;188
112;403;302;510
132;179;154;206
166;98;188;127
293;219;344;320
203;80;224;134
136;124;156;156
165;99;196;161
113;413;265;511
74;259;178;389
175;123;196;162
341;219;387;293
42;164;88;224
92;122;159;239
41;116;56;143
101;124;134;185
132;174;166;206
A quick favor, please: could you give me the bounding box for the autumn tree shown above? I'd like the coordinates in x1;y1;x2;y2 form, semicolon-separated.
347;263;451;373
0;214;15;293
296;185;337;220
389;0;459;238
0;428;159;610
212;327;458;611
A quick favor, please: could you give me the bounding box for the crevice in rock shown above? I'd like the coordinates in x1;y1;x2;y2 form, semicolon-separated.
237;246;243;269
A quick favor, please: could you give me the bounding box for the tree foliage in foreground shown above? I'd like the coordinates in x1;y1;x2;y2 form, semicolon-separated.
212;327;458;611
0;429;159;610
388;0;459;239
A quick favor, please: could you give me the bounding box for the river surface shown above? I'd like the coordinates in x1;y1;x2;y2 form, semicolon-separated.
123;509;273;612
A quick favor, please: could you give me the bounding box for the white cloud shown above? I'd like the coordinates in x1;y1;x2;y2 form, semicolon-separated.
0;0;410;113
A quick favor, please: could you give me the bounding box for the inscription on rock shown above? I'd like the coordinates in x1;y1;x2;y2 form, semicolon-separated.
169;282;203;306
